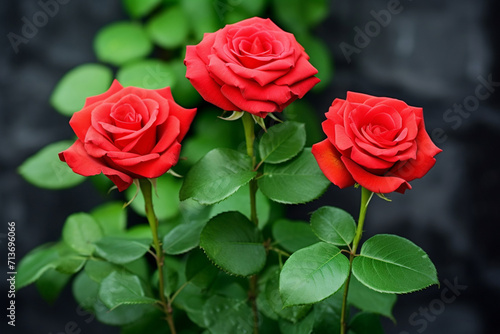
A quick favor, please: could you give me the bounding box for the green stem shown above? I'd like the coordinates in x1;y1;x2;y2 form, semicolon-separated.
242;112;259;334
340;187;374;334
139;179;177;334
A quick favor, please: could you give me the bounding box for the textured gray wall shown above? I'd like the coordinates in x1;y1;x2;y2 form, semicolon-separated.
1;0;499;333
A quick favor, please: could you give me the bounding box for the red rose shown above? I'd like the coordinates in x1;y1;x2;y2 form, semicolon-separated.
312;92;441;194
59;80;196;191
184;17;320;118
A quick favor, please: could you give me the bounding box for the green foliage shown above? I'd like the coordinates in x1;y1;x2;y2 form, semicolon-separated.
90;201;127;236
126;175;181;221
258;149;330;204
200;212;266;276
185;248;219;289
50;64;113;116
259;121;306;164
352;234;438;294
95;237;151;264
272;219;319;253
162;218;206;255
16;244;59;290
18;140;85;189
348;312;385;334
99;271;157;309
123;0;162;18
202;295;254;333
210;184;271;229
271;0;328;34
310;206;356;246
94;22;153;66
147;6;190;49
117;59;176;89
348;276;396;321
280;242;350;306
36;269;72;304
298;35;334;91
62;212;103;256
180;148;257;205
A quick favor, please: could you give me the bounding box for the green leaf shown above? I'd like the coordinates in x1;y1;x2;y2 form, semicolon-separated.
126;174;181;221
94;300;154;326
347;276;396;321
280;242;350;306
259;121;306;164
283;100;323;147
36;268;71;304
181;0;219;41
72;271;99;310
348;312;384;334
271;0;328;34
163;219;207;255
313;293;343;334
298;35;333;91
152;257;180;297
279;310;315;334
310;206;356;246
173;283;208;328
180;148;257;205
265;270;311;323
185;248;219;289
84;260;121;283
146;6;189;49
18;140;85;189
272;219;319;253
200;211;266;276
99;271;157;310
352;234;438;294
210;184;271;229
54;242;87;274
117;59;176;90
202;295;253;334
62;212;103;255
91;201;127;236
258;148;330;204
94;22;153;66
122;0;162;18
16;244;58;290
170;59;202;108
121;309;166;334
50;63;113;116
95;236;151;264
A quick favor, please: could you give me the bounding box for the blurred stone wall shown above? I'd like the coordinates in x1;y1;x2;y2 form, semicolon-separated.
1;1;498;333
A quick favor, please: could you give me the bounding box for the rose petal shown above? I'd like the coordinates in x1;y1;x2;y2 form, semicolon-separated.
289;76;321;98
312;139;355;188
341;156;411;194
350;146;395;170
274;55;319;86
151;115;180;154
227;63;289;86
185;46;239;111
59;140;133;191
83;80;124;107
120;141;182;178
221;85;278;115
389;123;442;181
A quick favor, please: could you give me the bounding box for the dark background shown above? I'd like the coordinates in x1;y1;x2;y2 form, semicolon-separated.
1;1;499;333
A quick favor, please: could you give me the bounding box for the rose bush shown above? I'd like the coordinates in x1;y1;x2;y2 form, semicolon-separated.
312;91;441;193
184;17;320;118
59;80;196;191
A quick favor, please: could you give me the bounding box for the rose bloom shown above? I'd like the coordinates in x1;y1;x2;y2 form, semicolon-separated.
59;80;196;191
184;17;320;118
312;92;442;194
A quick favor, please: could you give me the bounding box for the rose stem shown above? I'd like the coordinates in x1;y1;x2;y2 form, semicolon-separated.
242;112;259;334
139;178;177;334
340;187;374;334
